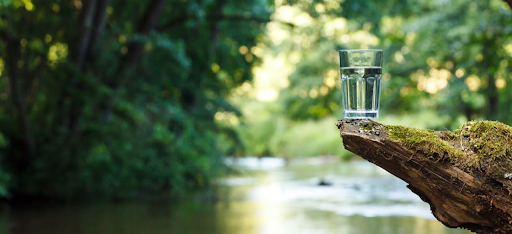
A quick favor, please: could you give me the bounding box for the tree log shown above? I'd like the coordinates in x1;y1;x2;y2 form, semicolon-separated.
336;119;512;234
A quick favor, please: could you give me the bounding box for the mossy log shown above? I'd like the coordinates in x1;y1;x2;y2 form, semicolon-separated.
336;119;512;234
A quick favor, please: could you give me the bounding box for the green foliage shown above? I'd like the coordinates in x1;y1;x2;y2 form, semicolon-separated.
282;45;341;120
270;0;512;126
0;0;271;200
230;0;512;161
267;117;352;158
237;117;280;156
233;106;454;158
235;107;352;158
378;110;453;130
2;0;512;199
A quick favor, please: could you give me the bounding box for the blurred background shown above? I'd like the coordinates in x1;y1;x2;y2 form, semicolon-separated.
0;0;510;233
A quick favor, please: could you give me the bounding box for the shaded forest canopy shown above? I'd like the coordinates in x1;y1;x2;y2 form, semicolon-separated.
0;0;512;200
0;0;271;200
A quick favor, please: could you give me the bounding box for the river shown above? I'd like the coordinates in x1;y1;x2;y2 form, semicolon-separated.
0;158;472;234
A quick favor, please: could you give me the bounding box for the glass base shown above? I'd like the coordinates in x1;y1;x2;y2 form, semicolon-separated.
343;110;379;119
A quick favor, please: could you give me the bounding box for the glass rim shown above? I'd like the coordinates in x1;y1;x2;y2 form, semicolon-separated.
339;49;383;52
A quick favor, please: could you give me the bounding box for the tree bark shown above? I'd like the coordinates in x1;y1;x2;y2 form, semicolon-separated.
89;0;111;52
71;0;98;70
336;119;512;234
504;0;512;8
3;20;36;164
101;0;167;122
487;73;498;119
115;0;167;81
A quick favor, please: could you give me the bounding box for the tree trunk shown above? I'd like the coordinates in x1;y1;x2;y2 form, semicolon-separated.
89;0;111;54
487;74;498;120
336;119;512;234
102;0;167;122
71;0;98;70
115;0;167;82
504;0;512;8
4;21;36;165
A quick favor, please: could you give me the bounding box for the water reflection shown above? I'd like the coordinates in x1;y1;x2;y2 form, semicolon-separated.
0;159;471;234
216;158;471;234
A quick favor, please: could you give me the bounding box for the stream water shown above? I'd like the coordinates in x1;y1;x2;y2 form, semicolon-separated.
0;158;472;234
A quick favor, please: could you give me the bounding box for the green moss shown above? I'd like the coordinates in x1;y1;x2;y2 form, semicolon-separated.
384;125;464;161
455;120;512;160
455;121;512;183
384;121;512;182
360;122;375;131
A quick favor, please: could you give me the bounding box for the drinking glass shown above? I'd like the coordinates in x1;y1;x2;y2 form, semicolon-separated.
339;49;383;119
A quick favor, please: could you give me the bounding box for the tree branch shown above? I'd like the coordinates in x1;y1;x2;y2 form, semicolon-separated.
101;0;167;122
71;0;98;70
87;0;112;62
116;0;167;81
504;0;512;8
206;0;227;79
3;20;36;165
337;119;512;234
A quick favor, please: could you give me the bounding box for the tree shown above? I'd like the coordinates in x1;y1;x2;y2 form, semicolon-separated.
272;0;512;127
0;0;271;199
